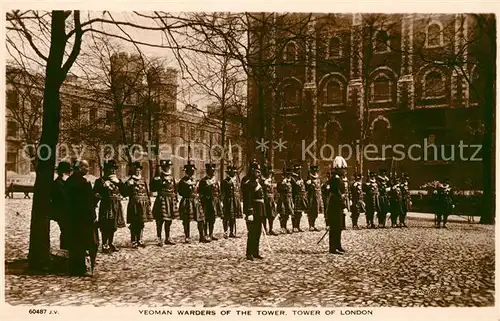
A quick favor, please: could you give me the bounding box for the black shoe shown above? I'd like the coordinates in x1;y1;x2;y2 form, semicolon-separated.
200;237;210;243
246;255;254;261
138;241;146;248
102;245;110;254
269;230;277;236
164;239;176;245
185;238;191;244
109;244;119;252
442;224;447;229
254;254;264;260
229;234;239;238
337;248;345;252
329;250;343;255
131;242;139;249
313;227;319;232
223;232;229;239
286;229;292;234
211;235;218;241
298;228;304;232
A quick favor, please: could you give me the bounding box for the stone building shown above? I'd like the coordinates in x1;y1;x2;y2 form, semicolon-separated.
247;13;488;189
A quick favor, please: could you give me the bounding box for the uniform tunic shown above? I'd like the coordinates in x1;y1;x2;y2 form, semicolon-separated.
377;175;390;215
94;176;126;231
151;173;179;221
363;179;380;218
389;183;404;221
199;176;223;221
221;176;243;219
291;176;308;216
401;182;411;213
242;177;265;257
178;176;205;222
305;174;324;219
262;176;278;219
125;176;153;225
436;185;454;216
277;178;294;218
50;176;70;250
350;181;365;214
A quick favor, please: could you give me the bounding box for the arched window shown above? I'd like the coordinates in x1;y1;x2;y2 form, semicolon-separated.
283;41;297;63
423;70;446;98
371;75;392;102
282;83;299;107
327;37;341;58
426;22;443;48
323;79;344;105
373;30;390;53
372;118;390;146
324;121;343;152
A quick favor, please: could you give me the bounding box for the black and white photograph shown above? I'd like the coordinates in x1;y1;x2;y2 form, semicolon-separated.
2;1;497;317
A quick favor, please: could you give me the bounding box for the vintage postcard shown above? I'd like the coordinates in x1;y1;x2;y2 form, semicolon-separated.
1;1;497;320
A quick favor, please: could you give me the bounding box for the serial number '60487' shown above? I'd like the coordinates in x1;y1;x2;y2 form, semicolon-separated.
28;309;47;314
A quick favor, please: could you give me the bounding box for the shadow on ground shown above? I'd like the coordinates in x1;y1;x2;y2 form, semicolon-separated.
5;254;69;276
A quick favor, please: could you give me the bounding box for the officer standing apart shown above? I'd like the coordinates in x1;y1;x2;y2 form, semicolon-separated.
199;163;223;241
221;165;243;238
327;156;348;254
94;160;126;253
178;162;208;243
400;174;411;227
151;159;179;246
321;170;332;228
261;164;278;236
50;160;72;253
242;161;265;260
436;178;455;228
305;165;322;232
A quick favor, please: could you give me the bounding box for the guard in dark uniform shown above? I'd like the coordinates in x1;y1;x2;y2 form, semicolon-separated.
124;162;153;248
221;165;243;238
151;159;179;246
389;176;404;228
242;161;265;260
305;165;322;231
377;169;390;228
327;156;348;254
363;172;379;229
400;173;411;227
50;160;72;252
94;160;126;253
261;164;278;235
350;173;364;229
436;178;454;228
291;164;308;232
199;163;223;241
178;162;208;243
277;168;294;234
66;160;99;276
321;170;332;227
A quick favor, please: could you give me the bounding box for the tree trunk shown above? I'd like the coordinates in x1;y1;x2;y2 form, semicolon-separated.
28;11;67;270
480;15;496;224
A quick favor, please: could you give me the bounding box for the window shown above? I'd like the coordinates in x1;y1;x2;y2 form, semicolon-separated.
282;84;299;107
323;80;343;105
190;127;196;141
283;41;297;63
30;96;42;112
6;90;19;109
7;121;18;138
105;110;114;125
371;76;392;102
423;71;445;98
327;37;341;58
71;103;80;119
470;67;480;104
427;134;436;145
374;30;390;53
179;146;185;158
426;22;443;48
180;125;186;139
89;108;97;123
6;152;17;172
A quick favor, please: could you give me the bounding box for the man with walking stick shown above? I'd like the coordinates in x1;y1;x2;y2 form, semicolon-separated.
242;161;265;260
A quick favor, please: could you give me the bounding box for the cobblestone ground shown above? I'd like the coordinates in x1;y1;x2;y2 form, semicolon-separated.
4;197;495;307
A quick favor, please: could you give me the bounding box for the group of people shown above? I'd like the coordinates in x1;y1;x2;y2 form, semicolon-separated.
49;155;456;275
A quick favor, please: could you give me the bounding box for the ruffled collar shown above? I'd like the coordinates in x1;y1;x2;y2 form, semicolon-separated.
131;175;142;180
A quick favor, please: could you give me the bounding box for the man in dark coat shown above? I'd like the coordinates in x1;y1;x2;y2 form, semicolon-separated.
350;173;364;229
243;161;265;260
277;168;294;234
261;164;278;235
291;164;308;232
151;159;179;246
65;160;99;276
305;165;322;231
94;160;126;253
363;171;379;229
435;178;454;228
178;162;208;243
199;163;223;241
124;162;153;248
321;170;332;227
400;173;411;227
327;156;349;254
377;169;390;228
50;160;72;252
221;165;243;238
389;176;404;228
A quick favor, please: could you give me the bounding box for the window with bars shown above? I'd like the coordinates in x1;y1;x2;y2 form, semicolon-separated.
373;30;390;53
323;80;343;105
283;41;297;63
423;71;445;98
327;37;342;58
371;76;392;102
426;23;443;48
7;121;18;138
282;84;299;107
